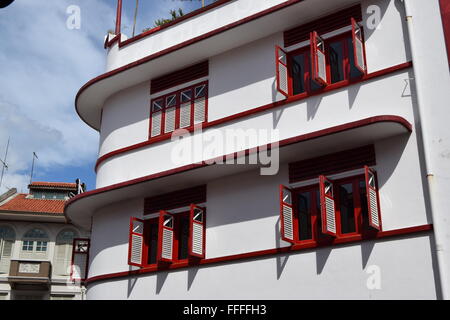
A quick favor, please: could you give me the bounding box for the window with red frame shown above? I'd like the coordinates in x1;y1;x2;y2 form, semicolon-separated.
276;18;367;97
280;167;381;245
150;82;208;138
128;204;206;268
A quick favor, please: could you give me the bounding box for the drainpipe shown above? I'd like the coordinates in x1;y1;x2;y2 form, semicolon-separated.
402;0;449;299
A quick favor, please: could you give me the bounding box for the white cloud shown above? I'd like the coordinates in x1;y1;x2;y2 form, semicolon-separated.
0;0;117;194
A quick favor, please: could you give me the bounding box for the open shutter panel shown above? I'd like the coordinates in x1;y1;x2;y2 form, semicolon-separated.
158;210;174;263
194;84;207;124
310;31;328;86
365;166;382;231
351;18;367;74
179;89;192;128
128;217;145;267
319;175;337;236
150;100;163;137
275;46;289;97
189;204;206;258
280;185;295;244
70;239;90;281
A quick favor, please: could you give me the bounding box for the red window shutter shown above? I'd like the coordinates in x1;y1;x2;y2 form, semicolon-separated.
189;204;206;258
319;175;337;236
128;217;145;267
365;166;382;231
310;31;328;86
150;100;163;138
275;46;289;97
351;18;367;74
179;89;193;128
70;239;90;281
193;84;207;124
280;185;295;244
158;210;174;263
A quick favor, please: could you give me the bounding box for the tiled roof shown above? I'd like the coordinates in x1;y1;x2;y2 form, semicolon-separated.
0;194;65;214
29;182;77;189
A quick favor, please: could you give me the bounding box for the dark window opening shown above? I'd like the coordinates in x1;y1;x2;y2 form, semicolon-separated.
297;192;312;240
338;183;356;234
147;222;158;265
328;41;345;83
177;214;190;261
292;54;306;95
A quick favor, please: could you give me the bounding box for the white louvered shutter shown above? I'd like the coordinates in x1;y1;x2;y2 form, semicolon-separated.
179;89;192;128
0;239;13;274
128;218;144;267
158;211;174;263
319;175;337;236
164;107;176;133
310;31;328;86
151;100;163;137
54;243;72;275
189;205;205;258
193;84;207;124
276;46;289;97
70;239;90;281
352;18;367;74
365;166;381;231
280;185;295;244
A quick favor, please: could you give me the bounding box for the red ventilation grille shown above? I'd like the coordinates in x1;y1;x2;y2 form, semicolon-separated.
284;4;362;47
150;61;209;94
289;145;376;183
144;185;207;214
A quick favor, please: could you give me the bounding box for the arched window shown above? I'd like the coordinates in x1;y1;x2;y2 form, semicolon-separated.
53;229;78;276
0;226;15;274
20;228;49;259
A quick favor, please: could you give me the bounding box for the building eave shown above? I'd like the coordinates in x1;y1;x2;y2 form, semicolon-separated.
65;115;412;230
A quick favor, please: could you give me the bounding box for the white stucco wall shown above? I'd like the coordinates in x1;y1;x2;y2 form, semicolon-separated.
97;0;413;188
87;131;435;299
80;0;446;300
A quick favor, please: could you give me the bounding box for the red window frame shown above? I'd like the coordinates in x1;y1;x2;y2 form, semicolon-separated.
70;238;90;282
189;204;206;259
284;28;367;97
149;81;208;139
129;206;207;268
288;173;381;245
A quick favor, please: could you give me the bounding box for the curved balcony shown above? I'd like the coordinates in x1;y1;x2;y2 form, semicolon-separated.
76;0;362;130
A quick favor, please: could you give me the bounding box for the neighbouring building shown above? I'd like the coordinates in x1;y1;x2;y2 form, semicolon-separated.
0;181;90;300
66;0;450;299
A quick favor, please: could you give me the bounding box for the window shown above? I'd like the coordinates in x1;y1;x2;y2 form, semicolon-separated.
276;18;367;98
279;167;381;245
150;82;208;138
0;226;15;274
20;228;49;259
128;204;206;268
54;229;78;276
70;239;90;281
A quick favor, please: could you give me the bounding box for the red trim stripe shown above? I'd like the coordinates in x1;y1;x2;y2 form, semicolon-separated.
86;224;433;286
95;61;413;171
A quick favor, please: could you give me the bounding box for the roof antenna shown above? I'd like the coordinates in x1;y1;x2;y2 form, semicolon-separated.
29;152;38;186
0;137;10;190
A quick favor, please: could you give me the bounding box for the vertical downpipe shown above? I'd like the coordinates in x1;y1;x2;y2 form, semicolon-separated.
403;0;449;299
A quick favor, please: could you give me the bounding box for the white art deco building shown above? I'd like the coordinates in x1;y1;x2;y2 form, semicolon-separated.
66;0;450;299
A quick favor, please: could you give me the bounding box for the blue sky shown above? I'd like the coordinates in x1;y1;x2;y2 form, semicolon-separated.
0;0;209;193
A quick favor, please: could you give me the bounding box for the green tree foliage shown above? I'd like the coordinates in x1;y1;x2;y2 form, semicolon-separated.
153;8;184;29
